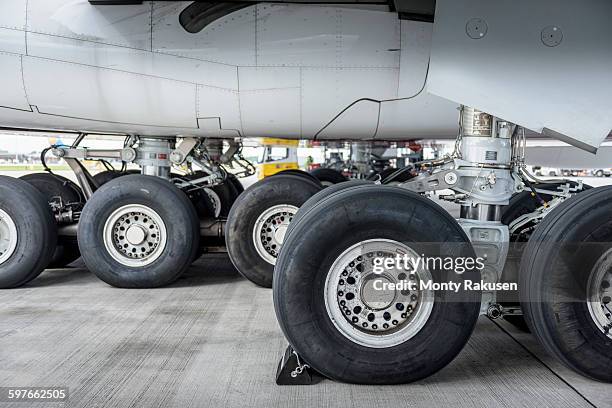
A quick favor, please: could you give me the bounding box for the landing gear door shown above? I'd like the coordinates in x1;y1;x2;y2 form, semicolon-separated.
428;0;612;152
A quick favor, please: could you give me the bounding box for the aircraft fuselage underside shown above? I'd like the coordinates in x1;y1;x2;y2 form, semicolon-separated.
0;0;461;140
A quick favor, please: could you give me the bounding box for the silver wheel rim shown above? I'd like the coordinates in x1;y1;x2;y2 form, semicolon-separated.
204;188;222;218
252;204;298;265
0;209;18;265
103;204;168;267
325;239;434;348
320;180;334;187
587;248;612;339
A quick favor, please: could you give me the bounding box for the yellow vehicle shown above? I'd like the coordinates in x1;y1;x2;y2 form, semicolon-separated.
256;138;299;179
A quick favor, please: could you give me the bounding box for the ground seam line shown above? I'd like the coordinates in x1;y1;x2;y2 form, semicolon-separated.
490;317;598;408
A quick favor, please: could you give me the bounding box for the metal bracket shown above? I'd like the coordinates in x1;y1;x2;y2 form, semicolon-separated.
174;173;219;190
220;140;240;164
52;144;137;199
508;181;584;236
400;168;458;193
459;219;510;315
53;146;136;162
170;137;200;165
63;158;99;199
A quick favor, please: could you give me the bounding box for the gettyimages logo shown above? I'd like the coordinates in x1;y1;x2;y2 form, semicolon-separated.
372;254;485;275
371;254;518;292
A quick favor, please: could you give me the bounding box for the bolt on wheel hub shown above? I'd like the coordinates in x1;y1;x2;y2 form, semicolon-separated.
325;239;434;347
252;204;298;265
103;205;167;267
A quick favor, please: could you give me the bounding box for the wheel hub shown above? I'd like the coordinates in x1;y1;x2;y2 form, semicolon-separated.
103;205;167;267
360;274;396;310
325;239;434;347
125;225;147;245
0;209;18;265
587;248;612;339
252;204;298;265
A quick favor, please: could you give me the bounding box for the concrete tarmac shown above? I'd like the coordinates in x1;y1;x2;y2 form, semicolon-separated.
0;255;609;408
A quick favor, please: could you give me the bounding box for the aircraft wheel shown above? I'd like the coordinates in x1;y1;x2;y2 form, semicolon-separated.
78;174;199;288
520;186;612;382
226;174;322;287
274;185;481;383
93;170;123;186
501;181;591;331
20;173;84;268
309;168;348;187
0;176;57;288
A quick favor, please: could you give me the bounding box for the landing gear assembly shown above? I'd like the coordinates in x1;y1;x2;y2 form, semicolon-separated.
0;135;250;288
272;106;612;384
0;111;609;384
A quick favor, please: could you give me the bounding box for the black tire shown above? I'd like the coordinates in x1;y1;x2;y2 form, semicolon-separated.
501;181;591;331
212;180;240;217
309;168;348;186
78;174;199;288
520;186;612;382
95;169;143;185
227;173;244;195
285;179;372;240
274;185;481;384
183;187;216;220
20;173;84;204
20;173;84;268
272;169;322;186
47;239;81;269
93;170;132;186
0;176;57;288
226;174;322;287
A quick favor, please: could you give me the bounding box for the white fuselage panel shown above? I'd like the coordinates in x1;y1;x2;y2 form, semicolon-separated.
0;0;459;139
